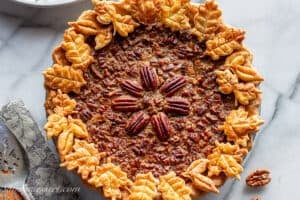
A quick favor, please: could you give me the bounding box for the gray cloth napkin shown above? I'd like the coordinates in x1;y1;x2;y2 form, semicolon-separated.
0;100;80;200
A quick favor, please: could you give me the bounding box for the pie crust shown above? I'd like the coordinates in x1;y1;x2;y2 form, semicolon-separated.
43;0;264;199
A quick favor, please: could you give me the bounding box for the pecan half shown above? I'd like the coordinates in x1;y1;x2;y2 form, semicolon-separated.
111;96;140;112
121;80;144;97
164;97;190;115
140;65;159;91
126;111;150;135
160;76;187;97
246;169;271;187
151;112;171;141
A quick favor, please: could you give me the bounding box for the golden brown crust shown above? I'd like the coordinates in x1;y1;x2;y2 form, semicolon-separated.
60;139;105;180
207;142;244;180
88;163;132;200
128;172;159;200
62;29;94;70
158;171;192;200
43;64;86;94
190;0;223;42
43;0;265;199
205;28;245;60
219;107;264;147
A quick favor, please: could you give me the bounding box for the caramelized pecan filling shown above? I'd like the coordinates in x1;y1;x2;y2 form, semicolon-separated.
70;25;236;178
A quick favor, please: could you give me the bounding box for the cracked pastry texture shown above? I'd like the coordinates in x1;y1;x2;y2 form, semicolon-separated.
43;0;264;199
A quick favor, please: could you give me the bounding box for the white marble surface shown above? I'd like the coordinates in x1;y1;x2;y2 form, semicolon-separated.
0;0;299;199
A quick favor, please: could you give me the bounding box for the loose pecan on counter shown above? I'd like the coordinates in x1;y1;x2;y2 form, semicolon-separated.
246;169;271;187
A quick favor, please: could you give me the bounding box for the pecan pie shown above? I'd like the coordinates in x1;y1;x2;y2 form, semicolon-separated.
43;0;264;199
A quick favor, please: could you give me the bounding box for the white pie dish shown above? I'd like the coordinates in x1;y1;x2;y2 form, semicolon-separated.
10;0;84;7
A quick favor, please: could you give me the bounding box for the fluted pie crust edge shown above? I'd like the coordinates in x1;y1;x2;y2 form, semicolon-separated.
43;0;264;199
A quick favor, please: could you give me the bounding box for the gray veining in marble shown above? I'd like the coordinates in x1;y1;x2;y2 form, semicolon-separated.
0;0;300;199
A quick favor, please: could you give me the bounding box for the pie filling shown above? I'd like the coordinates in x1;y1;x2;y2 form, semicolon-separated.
70;25;236;179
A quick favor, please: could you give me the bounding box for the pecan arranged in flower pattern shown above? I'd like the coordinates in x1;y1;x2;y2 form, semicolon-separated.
111;96;140;112
126;111;150;135
121;80;144;97
140;65;159;91
151;112;171;141
160;76;187;97
112;66;189;140
164;97;190;115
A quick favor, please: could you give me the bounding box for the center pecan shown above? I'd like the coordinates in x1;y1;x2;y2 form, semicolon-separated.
112;65;189;141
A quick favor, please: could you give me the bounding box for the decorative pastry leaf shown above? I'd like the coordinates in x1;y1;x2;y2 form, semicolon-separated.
225;50;253;66
69;10;102;35
205;28;245;60
231;65;264;82
215;69;238;94
88;163;132;200
233;83;262;105
182;159;219;193
43;64;86;94
161;0;191;31
45;89;76;115
191;0;223;42
158;171;192;200
56;117;88;159
67;117;89;138
246;94;262;115
60;139;104;180
95;26;113;50
207;142;244;179
95;2;139;37
122;0;162;24
191;173;219;194
57;129;74;158
129;172;159;200
44;113;68;139
225;50;263;82
52;45;69;66
62;29;94;70
183;158;209;176
219;107;264;145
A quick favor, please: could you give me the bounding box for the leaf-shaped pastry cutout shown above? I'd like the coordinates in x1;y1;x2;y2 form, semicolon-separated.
52;45;69;66
230;65;264;82
190;173;219;194
183;159;209;176
95;2;139;37
66;117;89;138
43;64;86;94
60;139;104;180
44;113;68;139
88;163;132;200
225;50;253;66
122;0;162;24
219;107;264;145
45;89;76;115
57;129;74;158
62;29;94;70
158;171;192;200
183;159;219;194
207;142;243;179
129;172;159;200
191;0;223;42
215;69;238;94
233;83;262;105
95;26;113;50
161;0;191;31
69;10;102;35
225;50;263;82
205;28;245;60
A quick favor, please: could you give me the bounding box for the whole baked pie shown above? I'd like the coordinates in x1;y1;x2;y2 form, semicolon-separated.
43;0;264;199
